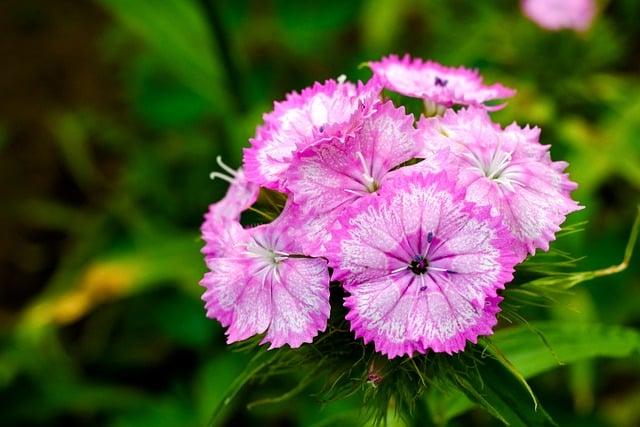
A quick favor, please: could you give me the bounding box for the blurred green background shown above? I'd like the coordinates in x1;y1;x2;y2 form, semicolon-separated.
1;0;639;425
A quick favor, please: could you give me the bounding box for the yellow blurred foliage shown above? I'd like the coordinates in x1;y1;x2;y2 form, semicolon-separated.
24;260;139;328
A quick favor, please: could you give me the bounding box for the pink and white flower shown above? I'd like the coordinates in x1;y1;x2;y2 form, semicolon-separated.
418;107;582;260
286;101;420;255
327;172;517;357
200;203;330;349
522;0;596;32
243;77;382;192
369;54;515;110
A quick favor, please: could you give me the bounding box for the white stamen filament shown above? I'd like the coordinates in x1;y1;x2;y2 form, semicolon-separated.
391;266;409;274
355;151;378;193
216;155;238;177
462;150;485;172
210;156;239;182
209;171;235;183
418;273;426;290
462;146;513;182
272;265;281;284
486;151;512;179
344;188;363;196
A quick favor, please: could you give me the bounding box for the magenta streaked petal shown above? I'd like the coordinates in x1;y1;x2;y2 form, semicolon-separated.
329;171;517;357
261;257;331;348
200;205;331;348
418;107;583;260
370;54;515;108
287;101;419;256
243;78;383;191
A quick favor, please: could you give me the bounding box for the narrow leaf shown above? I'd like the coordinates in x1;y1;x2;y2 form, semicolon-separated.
448;349;556;426
437;322;640;422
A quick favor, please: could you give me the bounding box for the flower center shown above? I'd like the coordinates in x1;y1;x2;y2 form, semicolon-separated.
409;255;429;275
463;148;513;181
246;238;288;266
483;150;512;180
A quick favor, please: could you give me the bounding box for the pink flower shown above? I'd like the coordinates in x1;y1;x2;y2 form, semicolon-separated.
200;202;330;348
418;107;582;260
202;158;260;258
369;54;515;109
286;101;420;256
327;172;517;358
243;77;382;192
522;0;596;31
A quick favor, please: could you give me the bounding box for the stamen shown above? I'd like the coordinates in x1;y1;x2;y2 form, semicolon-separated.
486;151;512;179
424;100;447;117
216;155;238;177
344;188;364;196
355;151;378;193
356;151;370;176
391;266;409;274
461;150;485;171
427;232;434;243
418;274;428;291
337;74;347;84
209;171;235;183
243;250;263;258
434;77;448;87
272;266;281;283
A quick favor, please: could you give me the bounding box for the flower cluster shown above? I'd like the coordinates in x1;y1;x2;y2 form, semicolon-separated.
200;54;581;358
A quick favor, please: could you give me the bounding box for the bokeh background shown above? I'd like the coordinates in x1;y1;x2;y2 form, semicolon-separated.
1;0;639;426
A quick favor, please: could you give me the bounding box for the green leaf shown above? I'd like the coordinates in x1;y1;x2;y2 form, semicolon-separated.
207;348;280;426
99;0;229;114
493;322;640;378
195;353;251;427
435;322;640;423
448;348;556;426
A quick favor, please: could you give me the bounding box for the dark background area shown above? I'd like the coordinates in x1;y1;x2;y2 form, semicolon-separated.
0;0;639;425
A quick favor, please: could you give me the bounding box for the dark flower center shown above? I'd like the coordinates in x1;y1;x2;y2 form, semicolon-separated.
434;76;448;87
410;255;428;275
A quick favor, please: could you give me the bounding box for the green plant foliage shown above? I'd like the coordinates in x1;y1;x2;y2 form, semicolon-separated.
435;322;640;423
448;347;556;427
99;0;229;114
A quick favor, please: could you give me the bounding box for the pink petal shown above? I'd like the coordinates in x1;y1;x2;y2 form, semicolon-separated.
287;101;419;255
370;54;515;108
330;171;517;357
262;258;331;348
200;208;331;349
243;78;382;191
417;107;583;260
